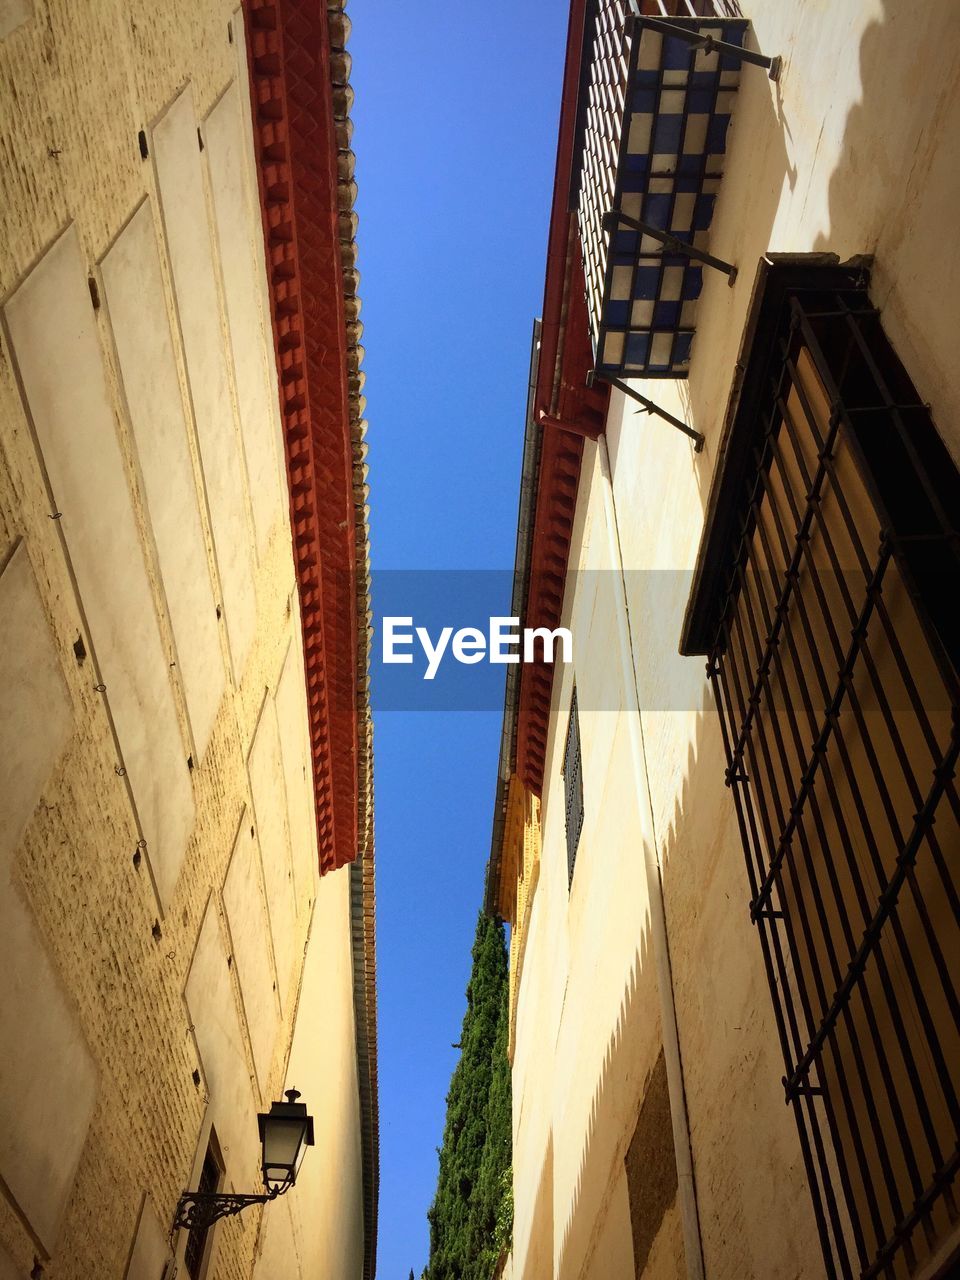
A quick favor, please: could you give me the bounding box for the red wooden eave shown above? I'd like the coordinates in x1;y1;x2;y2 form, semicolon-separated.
516;0;609;795
242;0;359;874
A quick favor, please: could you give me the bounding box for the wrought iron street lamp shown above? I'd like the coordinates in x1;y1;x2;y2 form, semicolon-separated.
173;1090;315;1232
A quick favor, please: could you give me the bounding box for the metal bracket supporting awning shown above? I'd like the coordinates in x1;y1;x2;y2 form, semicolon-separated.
590;369;705;451
601;207;738;283
629;11;782;82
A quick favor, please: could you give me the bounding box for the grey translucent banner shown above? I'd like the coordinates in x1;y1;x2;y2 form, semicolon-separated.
359;569;717;712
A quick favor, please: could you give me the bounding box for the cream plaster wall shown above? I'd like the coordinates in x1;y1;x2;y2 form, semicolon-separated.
0;1;28;43
5;224;197;908
512;445;671;1280
511;878;558;1279
0;1245;21;1280
253;864;365;1280
584;1175;635;1280
0;543;97;1254
512;3;959;1279
0;5;364;1279
101;198;225;766
153;86;258;683
605;2;960;1275
644;1202;684;1280
186;898;262;1189
204;81;285;563
276;633;322;908
248;695;299;1013
124;1197;172;1280
223;818;283;1093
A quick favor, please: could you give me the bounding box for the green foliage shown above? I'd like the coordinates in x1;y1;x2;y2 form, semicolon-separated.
492;1167;513;1257
424;912;513;1280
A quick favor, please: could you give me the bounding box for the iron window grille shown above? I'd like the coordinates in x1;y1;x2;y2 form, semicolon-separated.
563;689;585;887
684;261;960;1279
184;1140;223;1278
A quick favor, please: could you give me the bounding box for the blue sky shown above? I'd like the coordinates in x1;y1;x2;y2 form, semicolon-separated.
349;3;568;1275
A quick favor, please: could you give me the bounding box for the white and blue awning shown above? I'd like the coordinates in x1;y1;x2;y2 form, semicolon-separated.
576;6;772;380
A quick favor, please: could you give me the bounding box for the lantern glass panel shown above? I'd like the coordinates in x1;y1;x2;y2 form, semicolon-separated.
262;1116;307;1186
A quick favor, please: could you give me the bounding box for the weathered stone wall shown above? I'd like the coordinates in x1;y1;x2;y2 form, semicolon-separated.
0;5;363;1279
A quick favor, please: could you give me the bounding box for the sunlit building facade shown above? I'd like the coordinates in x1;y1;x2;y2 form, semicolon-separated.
0;2;376;1278
488;3;960;1279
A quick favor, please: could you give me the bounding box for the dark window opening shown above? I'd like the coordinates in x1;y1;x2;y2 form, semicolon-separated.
695;270;959;1280
563;688;585;888
184;1139;223;1279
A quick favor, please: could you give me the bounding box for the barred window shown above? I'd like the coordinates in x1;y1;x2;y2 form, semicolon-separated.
185;1137;223;1278
563;689;585;887
683;262;959;1280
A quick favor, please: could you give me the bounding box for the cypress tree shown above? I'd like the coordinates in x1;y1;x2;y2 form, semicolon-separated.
425;912;512;1279
471;974;512;1273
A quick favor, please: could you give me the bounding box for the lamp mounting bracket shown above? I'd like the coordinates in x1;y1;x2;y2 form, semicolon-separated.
173;1185;288;1234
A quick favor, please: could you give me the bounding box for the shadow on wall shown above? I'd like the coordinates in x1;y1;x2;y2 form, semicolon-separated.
517;1133;554;1280
618;2;960;1277
555;920;675;1280
809;0;960;448
681;13;793;473
809;0;957;253
657;705;825;1279
541;6;958;1278
684;0;960;472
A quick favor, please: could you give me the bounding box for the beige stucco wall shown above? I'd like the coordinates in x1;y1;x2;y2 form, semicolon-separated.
0;5;364;1279
512;448;679;1280
253;863;365;1280
511;2;960;1278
